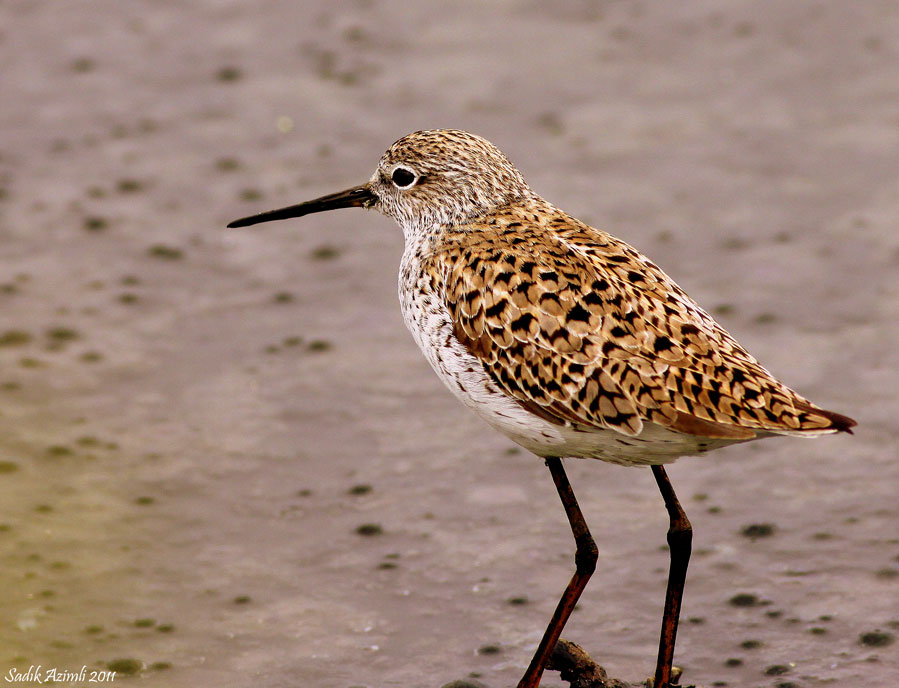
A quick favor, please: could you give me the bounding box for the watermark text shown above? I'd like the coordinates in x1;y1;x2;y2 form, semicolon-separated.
5;665;116;683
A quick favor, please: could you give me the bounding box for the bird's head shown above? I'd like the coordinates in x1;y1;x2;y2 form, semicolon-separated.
227;129;531;233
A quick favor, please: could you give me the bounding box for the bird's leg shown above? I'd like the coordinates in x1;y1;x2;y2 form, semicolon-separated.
518;457;598;688
650;465;692;688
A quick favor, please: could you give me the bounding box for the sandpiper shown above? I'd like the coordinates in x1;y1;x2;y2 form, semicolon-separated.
228;129;855;688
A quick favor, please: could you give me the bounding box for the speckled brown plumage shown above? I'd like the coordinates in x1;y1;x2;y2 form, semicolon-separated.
427;196;851;442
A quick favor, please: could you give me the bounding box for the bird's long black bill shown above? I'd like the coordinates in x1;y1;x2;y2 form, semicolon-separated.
226;184;376;228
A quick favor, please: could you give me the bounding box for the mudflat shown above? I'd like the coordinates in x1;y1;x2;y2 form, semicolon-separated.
0;2;895;686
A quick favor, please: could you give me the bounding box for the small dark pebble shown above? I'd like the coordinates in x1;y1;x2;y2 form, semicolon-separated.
106;658;142;674
355;523;383;536
859;630;894;647
740;639;762;649
764;664;790;676
215;157;241;172
477;644;501;655
729;593;760;607
741;523;776;539
71;57;95;73
117;179;143;193
83;216;108;231
507;596;529;606
310;245;340;260
0;330;32;346
714;303;735;316
147;244;183;260
724;658;743;667
216;66;242;82
233;595;251;604
377;562;397;570
348;484;372;495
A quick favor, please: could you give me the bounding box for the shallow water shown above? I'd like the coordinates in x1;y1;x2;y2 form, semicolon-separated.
1;1;896;687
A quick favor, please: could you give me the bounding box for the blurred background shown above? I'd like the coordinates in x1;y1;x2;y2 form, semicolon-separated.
0;1;896;686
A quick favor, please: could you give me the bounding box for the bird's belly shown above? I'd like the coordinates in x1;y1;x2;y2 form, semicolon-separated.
399;277;720;466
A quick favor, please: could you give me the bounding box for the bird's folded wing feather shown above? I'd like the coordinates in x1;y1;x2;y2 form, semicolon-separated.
427;201;850;439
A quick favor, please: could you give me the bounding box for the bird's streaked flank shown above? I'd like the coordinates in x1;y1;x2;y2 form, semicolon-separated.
228;129;855;688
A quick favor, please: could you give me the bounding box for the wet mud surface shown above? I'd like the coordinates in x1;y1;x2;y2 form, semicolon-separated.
0;2;896;686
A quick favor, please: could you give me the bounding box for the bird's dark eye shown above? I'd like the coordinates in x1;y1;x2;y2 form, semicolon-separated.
391;166;417;188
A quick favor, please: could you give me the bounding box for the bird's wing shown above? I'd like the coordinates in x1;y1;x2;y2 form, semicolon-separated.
427;200;852;439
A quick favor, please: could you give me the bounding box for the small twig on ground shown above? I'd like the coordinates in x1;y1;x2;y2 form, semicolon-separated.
547;638;694;688
547;639;636;688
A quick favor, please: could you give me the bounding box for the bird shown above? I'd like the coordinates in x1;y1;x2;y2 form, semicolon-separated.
227;129;855;688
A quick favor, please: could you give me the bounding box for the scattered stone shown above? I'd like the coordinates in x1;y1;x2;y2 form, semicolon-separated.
740;523;776;539
729;593;760;607
764;664;790;676
105;658;142;674
859;630;894;647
